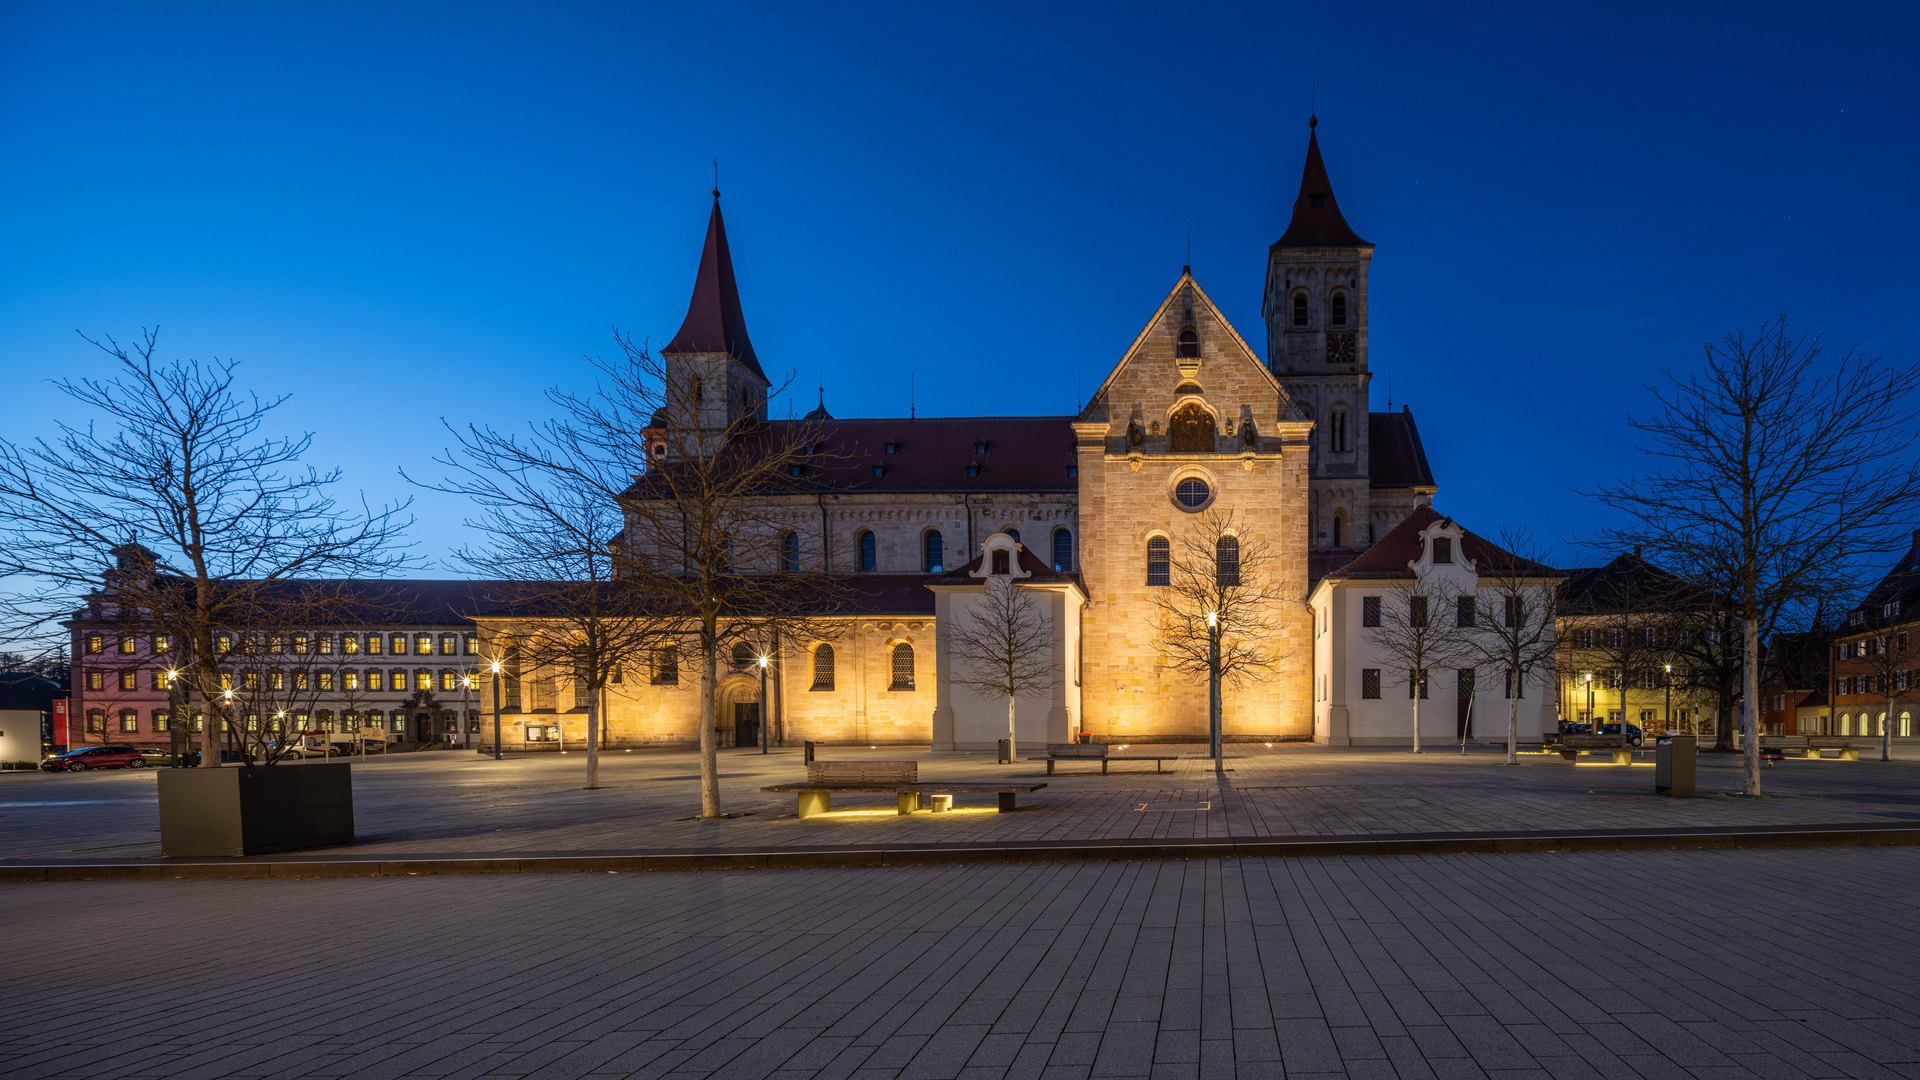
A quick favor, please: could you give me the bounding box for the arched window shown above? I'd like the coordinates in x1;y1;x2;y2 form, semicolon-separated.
1216;535;1241;586
923;530;944;573
1177;327;1198;358
811;645;835;690
1146;537;1170;586
1052;528;1074;572
1291;292;1308;327
1331;292;1347;327
783;532;800;572
890;643;915;690
859;530;876;571
1332;514;1343;548
1168;404;1216;452
1005;528;1020;543
1329;409;1348;452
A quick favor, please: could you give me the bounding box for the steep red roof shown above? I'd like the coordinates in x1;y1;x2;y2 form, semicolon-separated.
929;542;1084;589
1272;125;1370;250
1369;409;1435;489
663;193;765;381
1325;507;1561;580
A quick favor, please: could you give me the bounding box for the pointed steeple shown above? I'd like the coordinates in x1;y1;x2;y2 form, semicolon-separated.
664;190;766;380
1273;118;1369;249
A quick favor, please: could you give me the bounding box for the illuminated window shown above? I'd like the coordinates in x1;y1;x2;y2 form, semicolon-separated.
392;670;408;692
120;711;138;733
269;672;284;691
118;636;136;654
812;645;835;691
440;634;457;655
86;634;104;654
389;633;406;656
153;669;172;690
86;710;106;733
441;670;457;691
890;643;915;690
315;672;330;691
367;671;382;691
463;633;478;655
344;672;360;691
216;633;233;654
154;634;170;654
154;712;171;732
119;670;137;691
87;670;105;691
243;671;259;690
415;634;433;656
1146;537;1170;586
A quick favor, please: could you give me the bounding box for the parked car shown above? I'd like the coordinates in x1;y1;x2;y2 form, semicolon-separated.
1598;722;1647;746
40;745;143;772
179;749;246;766
133;747;180;767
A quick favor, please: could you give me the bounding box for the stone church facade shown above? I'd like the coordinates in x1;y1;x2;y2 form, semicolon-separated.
478;124;1440;750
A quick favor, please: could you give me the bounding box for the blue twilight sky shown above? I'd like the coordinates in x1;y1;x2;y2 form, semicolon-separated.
2;1;1916;575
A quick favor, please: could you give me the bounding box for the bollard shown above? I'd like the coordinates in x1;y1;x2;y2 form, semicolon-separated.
1655;734;1695;797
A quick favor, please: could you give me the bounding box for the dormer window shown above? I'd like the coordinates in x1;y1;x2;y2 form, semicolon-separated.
1886;601;1902;618
871;464;888;478
973;441;988;454
789;465;806;477
966;464;980;477
1432;536;1453;564
883;441;898;455
1331;293;1347;327
1291;293;1308;327
1176;327;1198;358
800;444;816;456
991;550;1010;575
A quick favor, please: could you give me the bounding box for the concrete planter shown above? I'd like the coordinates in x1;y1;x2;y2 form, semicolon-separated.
157;763;355;857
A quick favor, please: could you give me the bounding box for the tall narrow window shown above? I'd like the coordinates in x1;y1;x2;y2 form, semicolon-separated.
812;645;835;690
924;530;944;573
859;530;877;571
783;532;801;572
1409;596;1428;628
1177;327;1198;358
1332;515;1343;548
1215;536;1241;586
1052;528;1073;573
991;549;1011;575
1431;537;1453;564
1362;596;1381;627
1146;537;1170;586
1362;669;1381;699
1456;596;1476;627
1330;410;1347;452
1292;293;1308;327
1331;293;1347;327
653;645;678;685
1504;596;1522;628
890;643;915;690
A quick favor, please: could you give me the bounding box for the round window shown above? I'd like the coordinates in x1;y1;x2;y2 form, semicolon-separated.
1174;479;1211;508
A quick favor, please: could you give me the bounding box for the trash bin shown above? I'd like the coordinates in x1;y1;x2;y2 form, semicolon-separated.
997;738;1013;764
1655;734;1695;797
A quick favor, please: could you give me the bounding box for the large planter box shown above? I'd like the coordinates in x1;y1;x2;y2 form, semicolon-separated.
158;763;355;857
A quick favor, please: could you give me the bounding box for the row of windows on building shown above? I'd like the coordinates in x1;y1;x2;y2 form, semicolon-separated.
85;667;478;693
816;528;1076;575
1566;669;1693;691
1354;591;1527;629
1837;632;1909;659
644;641;918;693
84;631;479;658
1143;536;1242;587
1833;671;1920;696
1570;627;1708;650
1346;667;1527;700
1807;712;1912;737
1289;290;1351;329
84;709;473;734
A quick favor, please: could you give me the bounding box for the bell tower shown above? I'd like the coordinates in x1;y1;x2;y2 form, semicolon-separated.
1263;119;1376;552
661;190;770;447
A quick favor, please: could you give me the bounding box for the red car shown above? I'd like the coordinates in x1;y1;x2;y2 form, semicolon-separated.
40;745;145;772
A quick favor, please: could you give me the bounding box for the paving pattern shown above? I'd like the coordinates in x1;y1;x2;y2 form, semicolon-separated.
4;743;1920;862
4;846;1919;1078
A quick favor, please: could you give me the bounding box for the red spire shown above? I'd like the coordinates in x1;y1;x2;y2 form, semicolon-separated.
664;191;765;379
1273;121;1369;250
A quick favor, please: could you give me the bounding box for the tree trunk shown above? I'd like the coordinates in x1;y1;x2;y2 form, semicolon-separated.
1743;617;1761;795
1506;690;1518;765
1006;693;1016;761
1884;693;1895;762
1411;682;1422;754
584;683;601;789
699;631;720;817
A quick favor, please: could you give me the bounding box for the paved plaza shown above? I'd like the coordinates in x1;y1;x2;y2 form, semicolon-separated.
4;743;1920;864
5;846;1920;1079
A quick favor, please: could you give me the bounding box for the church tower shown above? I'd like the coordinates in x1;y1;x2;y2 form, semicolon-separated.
1263;120;1431;553
661;191;770;445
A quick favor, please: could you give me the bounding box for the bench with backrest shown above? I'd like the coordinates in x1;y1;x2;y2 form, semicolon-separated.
1557;733;1633;765
761;760;1047;817
1044;743;1187;775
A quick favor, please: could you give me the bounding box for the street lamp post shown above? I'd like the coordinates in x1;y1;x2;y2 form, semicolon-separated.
1206;610;1221;772
489;660;503;761
461;673;474;751
757;653;769;754
1583;672;1593;729
1664;663;1672;733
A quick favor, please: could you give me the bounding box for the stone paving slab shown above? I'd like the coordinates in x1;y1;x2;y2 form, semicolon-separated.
5;847;1920;1078
4;742;1919;865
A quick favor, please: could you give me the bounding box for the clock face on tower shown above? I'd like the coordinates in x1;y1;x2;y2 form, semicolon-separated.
1325;333;1356;363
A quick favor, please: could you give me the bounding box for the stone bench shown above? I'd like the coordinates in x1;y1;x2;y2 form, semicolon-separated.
761;782;1048;817
1557;734;1632;765
1044;743;1184;775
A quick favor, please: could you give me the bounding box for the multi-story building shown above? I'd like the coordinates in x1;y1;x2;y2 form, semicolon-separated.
1555;553;1724;736
1815;530;1920;742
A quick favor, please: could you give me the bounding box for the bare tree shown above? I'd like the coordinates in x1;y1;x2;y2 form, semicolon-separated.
1365;575;1469;754
1151;510;1289;759
0;331;413;769
1585;319;1920;794
423;334;837;816
1662;604;1744;746
944;575;1054;757
1463;528;1564;764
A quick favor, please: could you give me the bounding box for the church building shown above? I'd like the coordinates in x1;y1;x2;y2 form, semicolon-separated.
487;123;1488;751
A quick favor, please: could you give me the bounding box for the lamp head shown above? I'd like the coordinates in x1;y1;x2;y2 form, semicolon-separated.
488;661;502;674
757;654;768;668
1205;610;1217;628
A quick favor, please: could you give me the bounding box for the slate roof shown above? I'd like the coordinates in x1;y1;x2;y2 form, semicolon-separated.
76;579;527;627
1369;409;1434;489
1322;506;1561;581
663;192;766;381
1272;125;1370;250
1843;530;1920;629
1557;554;1716;616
